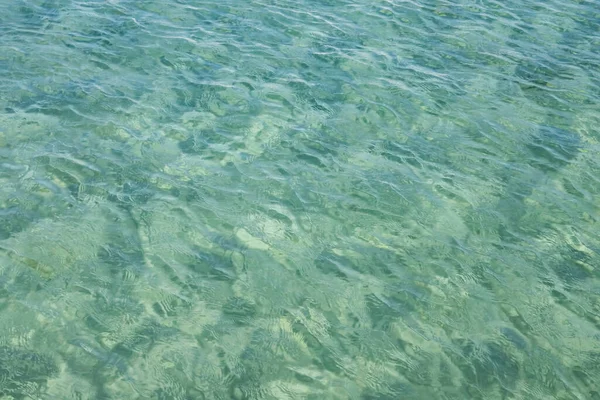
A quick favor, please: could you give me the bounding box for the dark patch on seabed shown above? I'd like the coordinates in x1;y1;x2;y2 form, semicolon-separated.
0;346;58;399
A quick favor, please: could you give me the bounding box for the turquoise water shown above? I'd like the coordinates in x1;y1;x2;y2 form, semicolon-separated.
0;0;599;398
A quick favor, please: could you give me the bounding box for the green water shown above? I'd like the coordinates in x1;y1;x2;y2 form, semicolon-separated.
1;0;599;398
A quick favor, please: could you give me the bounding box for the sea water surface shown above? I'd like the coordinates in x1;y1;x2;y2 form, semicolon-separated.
0;0;599;399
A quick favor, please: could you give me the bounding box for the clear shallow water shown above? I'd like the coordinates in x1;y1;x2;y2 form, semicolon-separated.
0;0;599;398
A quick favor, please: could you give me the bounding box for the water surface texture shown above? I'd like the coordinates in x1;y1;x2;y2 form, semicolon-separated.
1;0;600;399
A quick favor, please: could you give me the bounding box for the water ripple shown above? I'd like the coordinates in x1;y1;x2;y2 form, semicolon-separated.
0;0;599;398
